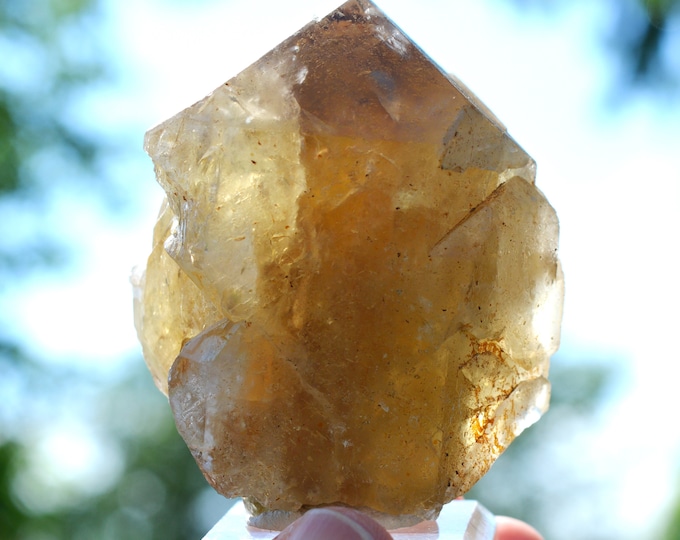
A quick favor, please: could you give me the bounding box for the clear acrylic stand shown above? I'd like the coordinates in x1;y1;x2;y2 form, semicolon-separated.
203;499;495;539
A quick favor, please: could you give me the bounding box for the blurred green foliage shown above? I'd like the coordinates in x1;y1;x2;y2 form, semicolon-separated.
0;0;679;539
0;1;222;538
0;356;221;539
0;0;103;196
665;494;680;540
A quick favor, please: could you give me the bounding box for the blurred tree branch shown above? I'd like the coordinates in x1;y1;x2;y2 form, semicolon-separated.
613;0;680;88
506;0;680;90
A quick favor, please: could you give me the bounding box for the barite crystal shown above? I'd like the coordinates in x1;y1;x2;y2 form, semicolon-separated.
134;0;563;524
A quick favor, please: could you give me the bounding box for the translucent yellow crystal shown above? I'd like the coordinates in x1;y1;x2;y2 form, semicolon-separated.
134;0;563;523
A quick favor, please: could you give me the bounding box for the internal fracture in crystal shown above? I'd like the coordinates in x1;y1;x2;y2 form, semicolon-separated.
133;0;564;524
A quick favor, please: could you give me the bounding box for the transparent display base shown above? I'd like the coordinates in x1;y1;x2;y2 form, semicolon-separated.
203;499;496;539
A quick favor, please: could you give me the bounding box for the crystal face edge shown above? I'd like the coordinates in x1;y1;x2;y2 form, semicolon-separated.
136;0;564;522
144;0;532;178
141;0;540;327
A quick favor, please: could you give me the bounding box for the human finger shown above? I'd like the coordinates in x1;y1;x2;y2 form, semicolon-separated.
494;516;543;540
273;506;393;540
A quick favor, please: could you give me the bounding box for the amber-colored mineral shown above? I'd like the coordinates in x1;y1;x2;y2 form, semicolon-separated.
133;0;563;524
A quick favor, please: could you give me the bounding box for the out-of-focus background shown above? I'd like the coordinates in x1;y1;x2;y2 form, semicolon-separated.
1;0;679;538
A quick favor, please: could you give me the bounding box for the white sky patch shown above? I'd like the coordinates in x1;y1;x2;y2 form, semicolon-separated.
3;188;164;369
13;422;124;514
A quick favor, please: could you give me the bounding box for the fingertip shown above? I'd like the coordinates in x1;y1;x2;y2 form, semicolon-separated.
494;516;543;540
274;506;392;540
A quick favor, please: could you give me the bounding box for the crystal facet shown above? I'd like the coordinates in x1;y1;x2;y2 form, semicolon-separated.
134;0;563;524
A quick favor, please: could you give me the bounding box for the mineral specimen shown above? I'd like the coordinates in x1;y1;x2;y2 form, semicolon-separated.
133;0;563;525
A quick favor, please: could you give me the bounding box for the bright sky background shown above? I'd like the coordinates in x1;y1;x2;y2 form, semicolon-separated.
5;0;680;538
